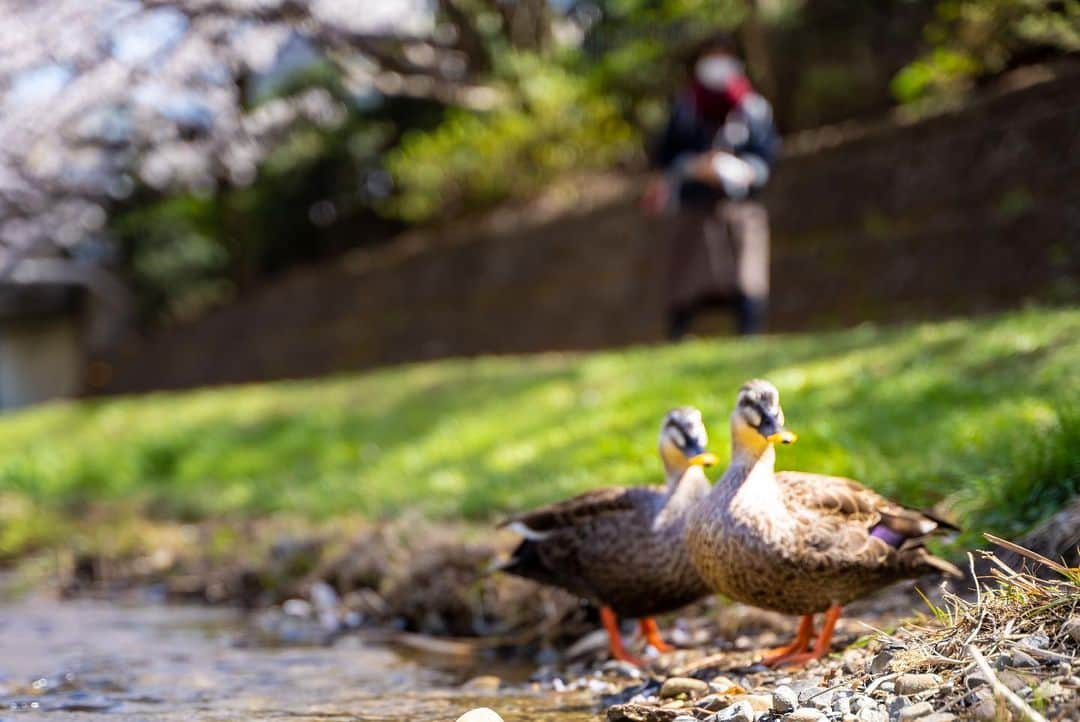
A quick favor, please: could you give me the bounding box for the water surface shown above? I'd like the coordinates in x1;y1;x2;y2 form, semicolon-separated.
0;597;597;721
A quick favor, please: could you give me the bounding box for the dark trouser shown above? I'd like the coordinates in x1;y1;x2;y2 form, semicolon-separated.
667;293;767;340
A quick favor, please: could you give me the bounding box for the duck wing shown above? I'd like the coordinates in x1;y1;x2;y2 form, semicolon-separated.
775;471;962;578
498;486;652;537
497;486;660;590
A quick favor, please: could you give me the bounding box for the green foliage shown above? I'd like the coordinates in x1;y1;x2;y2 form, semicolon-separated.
894;0;1080;102
384;55;639;222
0;308;1076;559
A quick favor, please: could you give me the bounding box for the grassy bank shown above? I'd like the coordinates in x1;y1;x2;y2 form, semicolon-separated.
1;307;1077;560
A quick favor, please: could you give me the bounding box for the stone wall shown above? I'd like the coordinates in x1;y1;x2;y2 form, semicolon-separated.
99;62;1080;393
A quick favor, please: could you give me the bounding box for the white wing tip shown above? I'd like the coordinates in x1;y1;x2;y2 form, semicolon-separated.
507;521;551;541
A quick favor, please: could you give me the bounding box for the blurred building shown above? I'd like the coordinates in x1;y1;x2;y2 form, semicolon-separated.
0;282;86;409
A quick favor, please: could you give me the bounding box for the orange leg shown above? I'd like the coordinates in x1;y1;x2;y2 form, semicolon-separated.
638;617;675;653
761;613;815;666
770;605;843;668
600;606;642;666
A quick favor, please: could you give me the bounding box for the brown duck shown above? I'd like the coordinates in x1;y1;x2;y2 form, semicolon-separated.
500;407;718;665
687;380;962;666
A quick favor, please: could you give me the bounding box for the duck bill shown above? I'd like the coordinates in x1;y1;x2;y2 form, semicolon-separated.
766;429;797;445
686;452;720;467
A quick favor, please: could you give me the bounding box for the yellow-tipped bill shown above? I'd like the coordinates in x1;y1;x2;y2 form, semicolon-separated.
767;430;797;445
687;452;720;467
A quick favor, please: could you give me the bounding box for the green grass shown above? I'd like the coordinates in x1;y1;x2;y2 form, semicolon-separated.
0;307;1077;559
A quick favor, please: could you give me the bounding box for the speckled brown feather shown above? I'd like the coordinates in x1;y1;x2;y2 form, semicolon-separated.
500;469;713;618
688;451;961;616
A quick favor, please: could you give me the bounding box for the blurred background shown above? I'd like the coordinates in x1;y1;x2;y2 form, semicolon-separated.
0;5;1077;716
1;0;1076;404
0;0;1078;599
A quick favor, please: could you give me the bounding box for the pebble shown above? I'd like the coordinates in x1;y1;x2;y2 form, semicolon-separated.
1005;649;1040;668
1019;634;1049;650
660;677;710;700
868;650;894;675
708;700;754;722
710;676;745;694
850;695;876;713
896;701;934;721
737;694;773;712
995;670;1032;693
894;674;942;695
919;714;956;722
697;694;728;712
461;675;501;693
673;717;699;722
1064;616;1080;644
857;707;887;722
782;707;827;722
456;708;504;722
797;687;825;705
772;686;797;713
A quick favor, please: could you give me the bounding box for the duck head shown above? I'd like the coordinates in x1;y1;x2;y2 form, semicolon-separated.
731;379;797;459
659;406;719;478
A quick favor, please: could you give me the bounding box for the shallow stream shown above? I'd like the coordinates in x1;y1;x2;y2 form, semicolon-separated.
0;597;597;721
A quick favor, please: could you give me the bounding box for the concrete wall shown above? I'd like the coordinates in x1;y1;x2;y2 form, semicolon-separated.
98;62;1080;394
0;316;85;409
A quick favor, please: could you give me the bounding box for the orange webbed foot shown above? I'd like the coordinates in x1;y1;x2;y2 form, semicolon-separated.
601;606;644;667
764;605;842;668
639;617;675;654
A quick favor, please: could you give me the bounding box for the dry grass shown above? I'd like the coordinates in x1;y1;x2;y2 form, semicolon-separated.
894;536;1079;720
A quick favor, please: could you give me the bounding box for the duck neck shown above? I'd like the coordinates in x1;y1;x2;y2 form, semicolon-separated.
716;437;784;516
660;465;709;521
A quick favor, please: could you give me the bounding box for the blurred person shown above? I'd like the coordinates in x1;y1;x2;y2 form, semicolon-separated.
644;32;779;339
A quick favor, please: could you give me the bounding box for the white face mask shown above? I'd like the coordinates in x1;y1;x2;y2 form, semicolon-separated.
695;56;743;91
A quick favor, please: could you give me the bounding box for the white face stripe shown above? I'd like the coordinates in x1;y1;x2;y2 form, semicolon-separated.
662;408;709;452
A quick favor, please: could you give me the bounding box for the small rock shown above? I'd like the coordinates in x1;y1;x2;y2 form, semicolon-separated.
782;707;827;722
797;688;825;705
842;650;863;675
996;670;1032;693
281;598;312;617
887;697;912;718
808;691;834;711
896;702;934;722
894;674;942;696
735;694;772;713
850;695;876;713
969;695;1000;722
660;677;710;700
698;695;728;712
919;715;956;722
710;676;745;695
772;686;797;714
868;650;894;675
857;708;887;722
602;660;644;679
608;703;684;722
673;717;700;722
833;694;851;716
708;700;754;722
1019;634;1049;650
1006;649;1040;668
461;675;501;693
1063;616;1080;644
456;708;504;722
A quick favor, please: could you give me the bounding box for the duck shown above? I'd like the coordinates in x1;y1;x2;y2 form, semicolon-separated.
687;379;962;666
499;407;719;665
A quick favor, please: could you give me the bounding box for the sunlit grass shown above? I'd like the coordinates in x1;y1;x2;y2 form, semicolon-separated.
0;307;1077;559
